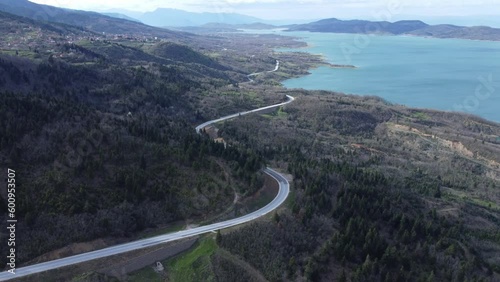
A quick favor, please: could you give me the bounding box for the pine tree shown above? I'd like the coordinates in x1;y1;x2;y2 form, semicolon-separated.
273;212;281;223
338;270;347;282
215;230;222;244
426;271;435;282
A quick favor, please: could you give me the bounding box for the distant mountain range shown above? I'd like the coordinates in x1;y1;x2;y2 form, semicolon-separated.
170;22;278;34
137;8;262;27
287;18;500;41
1;0;500;42
101;12;141;23
101;8;315;27
0;0;189;39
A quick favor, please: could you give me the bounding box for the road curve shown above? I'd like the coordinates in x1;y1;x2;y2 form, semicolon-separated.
0;97;294;281
196;94;295;134
247;60;280;82
0;169;289;281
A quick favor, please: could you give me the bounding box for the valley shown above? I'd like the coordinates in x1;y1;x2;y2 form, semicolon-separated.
0;1;499;281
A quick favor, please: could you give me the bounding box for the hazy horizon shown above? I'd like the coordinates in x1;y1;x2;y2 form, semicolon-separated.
29;0;500;26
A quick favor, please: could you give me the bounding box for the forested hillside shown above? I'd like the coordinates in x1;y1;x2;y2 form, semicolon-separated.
217;93;500;281
0;4;499;282
288;18;500;41
0;11;267;265
0;0;189;38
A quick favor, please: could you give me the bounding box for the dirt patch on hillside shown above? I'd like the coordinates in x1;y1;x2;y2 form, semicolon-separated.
388;123;500;175
350;143;385;155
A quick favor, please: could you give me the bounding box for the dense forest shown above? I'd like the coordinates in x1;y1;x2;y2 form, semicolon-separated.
0;11;269;265
217;93;500;281
0;4;499;282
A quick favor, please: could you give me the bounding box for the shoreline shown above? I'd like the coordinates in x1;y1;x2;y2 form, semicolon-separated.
271;33;500;124
283;30;500;43
329;64;356;69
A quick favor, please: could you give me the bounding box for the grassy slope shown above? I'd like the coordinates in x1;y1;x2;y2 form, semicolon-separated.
128;236;218;282
167;237;218;282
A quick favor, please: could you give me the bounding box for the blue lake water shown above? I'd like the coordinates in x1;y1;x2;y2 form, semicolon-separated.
276;31;500;122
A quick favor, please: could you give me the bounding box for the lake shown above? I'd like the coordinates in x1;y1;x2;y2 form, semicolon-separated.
276;31;500;123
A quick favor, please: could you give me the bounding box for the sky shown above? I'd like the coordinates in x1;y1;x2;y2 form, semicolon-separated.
30;0;500;22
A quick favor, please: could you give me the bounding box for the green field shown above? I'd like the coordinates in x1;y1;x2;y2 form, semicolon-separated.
127;237;218;282
167;237;218;282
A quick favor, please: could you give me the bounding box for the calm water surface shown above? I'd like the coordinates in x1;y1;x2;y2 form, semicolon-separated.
277;31;500;122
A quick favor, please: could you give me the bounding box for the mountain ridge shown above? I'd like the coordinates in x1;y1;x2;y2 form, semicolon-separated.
288;17;500;41
0;0;190;39
139;8;263;27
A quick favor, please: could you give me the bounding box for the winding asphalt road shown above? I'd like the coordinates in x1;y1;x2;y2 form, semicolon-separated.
0;77;294;281
247;60;280;82
0;169;289;281
196;94;295;134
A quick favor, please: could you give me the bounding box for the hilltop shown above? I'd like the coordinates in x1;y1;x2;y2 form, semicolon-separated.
0;0;188;38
